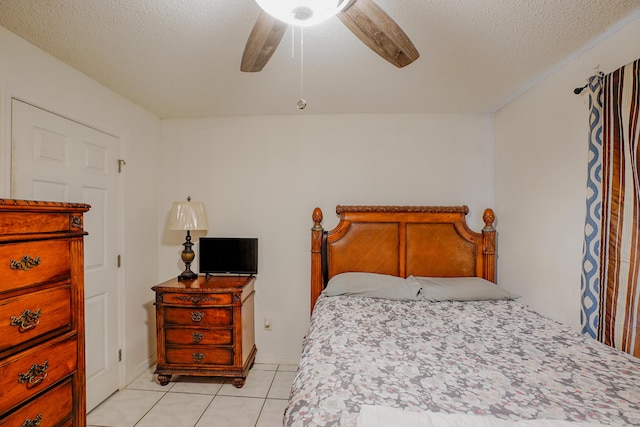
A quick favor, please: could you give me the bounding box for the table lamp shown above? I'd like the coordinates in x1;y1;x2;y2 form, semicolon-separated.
168;196;209;280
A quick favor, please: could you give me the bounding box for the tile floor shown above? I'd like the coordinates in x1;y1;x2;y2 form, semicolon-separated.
87;363;297;427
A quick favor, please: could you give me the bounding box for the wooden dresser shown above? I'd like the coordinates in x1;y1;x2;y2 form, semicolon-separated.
153;275;256;388
0;199;90;427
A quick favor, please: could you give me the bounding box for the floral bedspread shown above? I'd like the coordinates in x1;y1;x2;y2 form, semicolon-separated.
283;295;640;426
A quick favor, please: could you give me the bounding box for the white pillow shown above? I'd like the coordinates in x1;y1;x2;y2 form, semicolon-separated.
323;272;422;301
407;276;518;302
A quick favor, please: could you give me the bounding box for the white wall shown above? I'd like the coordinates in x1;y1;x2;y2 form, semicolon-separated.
159;113;494;363
0;27;161;385
494;15;640;329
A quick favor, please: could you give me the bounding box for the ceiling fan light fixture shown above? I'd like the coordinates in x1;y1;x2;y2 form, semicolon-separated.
255;0;351;27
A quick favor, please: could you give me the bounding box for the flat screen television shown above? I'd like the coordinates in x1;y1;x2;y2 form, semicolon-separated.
199;237;258;275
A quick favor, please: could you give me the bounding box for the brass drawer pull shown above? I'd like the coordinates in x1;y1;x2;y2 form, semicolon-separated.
192;332;204;343
190;311;204;322
177;295;215;304
10;308;42;331
10;255;41;271
22;413;43;427
18;361;48;387
192;352;205;363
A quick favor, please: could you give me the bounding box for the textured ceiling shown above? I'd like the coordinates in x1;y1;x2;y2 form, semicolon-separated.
1;0;639;119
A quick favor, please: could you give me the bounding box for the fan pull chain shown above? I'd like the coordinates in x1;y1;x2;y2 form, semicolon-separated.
297;27;307;110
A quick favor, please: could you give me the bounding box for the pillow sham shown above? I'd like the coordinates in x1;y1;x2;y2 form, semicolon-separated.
407;276;518;302
323;272;422;301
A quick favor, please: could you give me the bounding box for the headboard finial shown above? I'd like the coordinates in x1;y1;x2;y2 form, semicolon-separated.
311;207;325;313
312;207;323;231
483;208;496;231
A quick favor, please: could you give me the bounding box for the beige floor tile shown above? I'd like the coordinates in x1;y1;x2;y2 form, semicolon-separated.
218;369;276;398
87;389;164;427
134;392;213;427
126;366;174;392
267;371;296;399
88;364;298;427
253;363;279;371
256;399;289;427
170;375;225;395
195;395;263;427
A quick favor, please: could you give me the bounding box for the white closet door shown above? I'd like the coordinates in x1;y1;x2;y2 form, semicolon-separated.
11;99;121;411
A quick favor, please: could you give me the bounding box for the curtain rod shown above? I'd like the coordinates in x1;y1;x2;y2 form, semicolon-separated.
574;84;588;95
574;68;604;95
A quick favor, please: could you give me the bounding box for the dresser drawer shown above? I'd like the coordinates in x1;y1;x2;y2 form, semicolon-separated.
0;240;71;293
0;285;72;353
0;335;77;415
165;328;233;346
0;211;70;236
165;346;234;365
0;378;73;427
162;292;233;306
164;307;232;326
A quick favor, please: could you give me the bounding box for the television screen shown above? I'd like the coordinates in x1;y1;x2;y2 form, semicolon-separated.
199;237;258;275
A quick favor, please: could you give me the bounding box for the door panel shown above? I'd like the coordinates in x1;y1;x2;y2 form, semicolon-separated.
11;99;120;411
83;187;106;269
33;180;67;201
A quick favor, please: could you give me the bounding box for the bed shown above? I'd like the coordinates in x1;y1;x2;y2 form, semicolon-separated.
283;205;640;427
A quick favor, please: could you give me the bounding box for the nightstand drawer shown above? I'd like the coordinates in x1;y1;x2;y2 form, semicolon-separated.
162;293;233;306
165;346;234;365
164;307;232;326
0;285;72;353
0;240;71;293
0;334;77;415
165;328;233;346
0;378;73;427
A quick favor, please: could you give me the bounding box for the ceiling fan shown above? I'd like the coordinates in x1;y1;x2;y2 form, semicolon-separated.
241;0;420;72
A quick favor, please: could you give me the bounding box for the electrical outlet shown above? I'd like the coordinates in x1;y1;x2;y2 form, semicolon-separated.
264;318;272;330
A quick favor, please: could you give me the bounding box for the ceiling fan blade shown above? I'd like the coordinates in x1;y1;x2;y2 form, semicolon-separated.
241;11;288;72
338;0;419;68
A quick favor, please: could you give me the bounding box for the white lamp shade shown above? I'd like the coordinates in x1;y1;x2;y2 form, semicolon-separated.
168;200;209;231
255;0;350;27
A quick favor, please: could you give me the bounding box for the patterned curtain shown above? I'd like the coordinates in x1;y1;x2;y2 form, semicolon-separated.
581;59;640;357
581;72;604;339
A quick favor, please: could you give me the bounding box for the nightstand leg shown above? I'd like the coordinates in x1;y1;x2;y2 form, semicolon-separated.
232;377;246;388
157;374;172;386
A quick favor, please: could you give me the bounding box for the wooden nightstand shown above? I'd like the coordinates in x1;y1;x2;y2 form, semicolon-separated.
152;275;256;388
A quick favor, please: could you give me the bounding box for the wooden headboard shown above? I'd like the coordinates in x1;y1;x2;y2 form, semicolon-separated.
310;205;496;312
